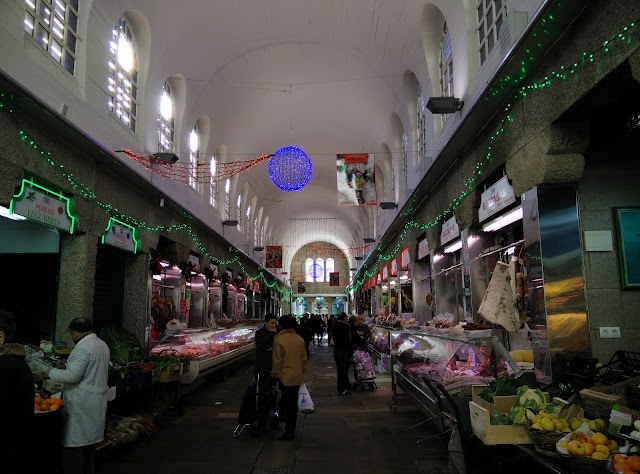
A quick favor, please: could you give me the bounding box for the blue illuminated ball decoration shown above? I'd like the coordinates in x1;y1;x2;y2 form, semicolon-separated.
268;146;313;192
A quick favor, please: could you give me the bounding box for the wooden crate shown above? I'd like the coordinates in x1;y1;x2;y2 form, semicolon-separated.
469;401;533;445
471;385;550;414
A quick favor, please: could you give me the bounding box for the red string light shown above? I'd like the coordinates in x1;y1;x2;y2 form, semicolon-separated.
118;149;271;184
305;243;372;256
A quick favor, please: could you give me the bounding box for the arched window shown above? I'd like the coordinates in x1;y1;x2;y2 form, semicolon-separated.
224;179;231;219
107;17;137;131
305;258;314;283
24;0;79;74
253;217;258;246
261;226;266;246
209;157;217;208
401;131;408;189
158;83;175;152
188;126;199;191
314;258;325;283
236;195;242;231
325;258;335;282
477;0;507;66
417;91;426;159
440;22;454;127
245;205;251;237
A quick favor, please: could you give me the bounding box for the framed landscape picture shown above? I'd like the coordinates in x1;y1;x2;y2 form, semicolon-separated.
614;207;640;289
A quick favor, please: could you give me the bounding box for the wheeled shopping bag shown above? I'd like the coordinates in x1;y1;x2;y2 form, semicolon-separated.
353;349;377;391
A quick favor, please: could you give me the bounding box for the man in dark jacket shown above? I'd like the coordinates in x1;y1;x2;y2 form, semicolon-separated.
296;313;313;357
0;309;35;473
254;314;277;431
332;312;352;395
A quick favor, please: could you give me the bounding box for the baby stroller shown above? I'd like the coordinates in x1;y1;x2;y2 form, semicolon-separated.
233;372;281;437
352;349;377;391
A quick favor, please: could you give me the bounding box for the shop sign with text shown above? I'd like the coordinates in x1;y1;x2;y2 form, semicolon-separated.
10;179;76;233
440;216;460;246
101;218;139;253
478;176;516;223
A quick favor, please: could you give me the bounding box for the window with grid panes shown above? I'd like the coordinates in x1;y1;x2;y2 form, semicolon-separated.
209;157;217;208
188;127;199;191
440;22;454;127
477;0;506;66
236;195;242;231
24;0;79;74
224;179;231;219
417;91;426;159
325;258;335;283
253;217;258;246
245;206;251;237
401;131;408;189
107;18;137;131
158;83;175;152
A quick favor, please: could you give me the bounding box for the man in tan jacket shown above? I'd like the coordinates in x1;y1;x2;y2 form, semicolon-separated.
271;315;308;441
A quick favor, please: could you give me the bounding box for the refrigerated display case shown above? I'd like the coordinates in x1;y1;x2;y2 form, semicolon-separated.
235;287;247;320
150;266;182;342
208;280;222;322
187;273;208;328
150;326;256;383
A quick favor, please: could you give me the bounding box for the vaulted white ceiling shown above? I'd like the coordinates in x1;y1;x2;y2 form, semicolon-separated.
95;0;447;272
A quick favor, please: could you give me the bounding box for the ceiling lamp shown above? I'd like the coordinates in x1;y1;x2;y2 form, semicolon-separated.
482;206;524;232
268;145;313;192
363;238;375;243
443;239;463;253
426;97;464;114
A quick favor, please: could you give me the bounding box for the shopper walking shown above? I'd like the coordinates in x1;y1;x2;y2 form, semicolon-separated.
296;313;313;357
254;313;278;432
333;312;352;395
0;309;35;474
355;316;371;352
42;317;110;474
311;314;325;346
271;315;308;441
327;315;335;345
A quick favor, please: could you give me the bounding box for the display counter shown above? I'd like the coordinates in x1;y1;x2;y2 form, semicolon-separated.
150;326;256;383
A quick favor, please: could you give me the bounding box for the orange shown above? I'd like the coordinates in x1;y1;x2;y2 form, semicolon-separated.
50;398;63;406
615;462;627;473
49;404;59;411
627;455;640;472
615;455;629;465
34;403;40;411
34;396;43;404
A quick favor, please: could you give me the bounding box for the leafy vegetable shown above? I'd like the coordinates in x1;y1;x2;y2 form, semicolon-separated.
508;406;528;425
516;386;546;411
480;377;524;402
490;412;513;425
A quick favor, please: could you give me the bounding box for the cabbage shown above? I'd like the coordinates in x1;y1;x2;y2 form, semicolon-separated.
516;386;546;411
509;406;528;425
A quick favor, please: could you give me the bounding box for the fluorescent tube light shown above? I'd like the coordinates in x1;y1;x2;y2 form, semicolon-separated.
482;206;523;232
443;239;462;253
390;280;397;285
0;205;26;221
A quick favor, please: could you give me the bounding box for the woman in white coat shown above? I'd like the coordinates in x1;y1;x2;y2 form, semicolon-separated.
43;318;110;474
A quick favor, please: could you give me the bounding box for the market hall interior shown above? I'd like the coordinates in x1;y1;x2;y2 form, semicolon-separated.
2;0;640;473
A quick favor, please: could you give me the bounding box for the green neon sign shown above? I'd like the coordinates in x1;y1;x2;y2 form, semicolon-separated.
101;217;140;254
10;178;76;233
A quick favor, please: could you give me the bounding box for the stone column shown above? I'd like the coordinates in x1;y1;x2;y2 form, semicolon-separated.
55;233;99;342
122;252;151;350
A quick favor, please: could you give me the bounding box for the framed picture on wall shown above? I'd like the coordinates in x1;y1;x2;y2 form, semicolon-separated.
614;207;640;289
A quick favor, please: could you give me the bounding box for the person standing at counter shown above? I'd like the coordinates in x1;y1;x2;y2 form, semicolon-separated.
271;315;308;441
254;313;278;432
0;309;34;474
42;318;110;474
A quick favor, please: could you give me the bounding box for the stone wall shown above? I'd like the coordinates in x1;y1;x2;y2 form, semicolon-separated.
290;242;350;295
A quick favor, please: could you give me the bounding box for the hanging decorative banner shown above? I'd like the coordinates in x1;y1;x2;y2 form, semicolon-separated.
10;179;76;233
253;281;261;293
382;266;389;281
188;251;201;271
376;272;381;284
478;176;516;223
400;247;410;270
265;246;283;268
329;272;340;286
101;218;139;253
336;153;376;206
418;237;430;260
440;215;460;246
390;258;398;276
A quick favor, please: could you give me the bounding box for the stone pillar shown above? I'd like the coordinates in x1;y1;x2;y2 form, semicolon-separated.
55;233;99;342
122;252;151;350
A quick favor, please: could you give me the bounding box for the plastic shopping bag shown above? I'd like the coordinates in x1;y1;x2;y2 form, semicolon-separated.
297;383;315;413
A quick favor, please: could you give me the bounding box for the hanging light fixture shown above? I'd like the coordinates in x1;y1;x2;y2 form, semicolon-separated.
268;145;313;192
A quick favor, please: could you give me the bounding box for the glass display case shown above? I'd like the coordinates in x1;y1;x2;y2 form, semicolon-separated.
150;326;256;383
394;332;520;397
370;325;392;355
186;274;208;328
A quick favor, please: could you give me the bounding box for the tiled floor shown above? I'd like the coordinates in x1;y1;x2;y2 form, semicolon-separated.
96;341;452;474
